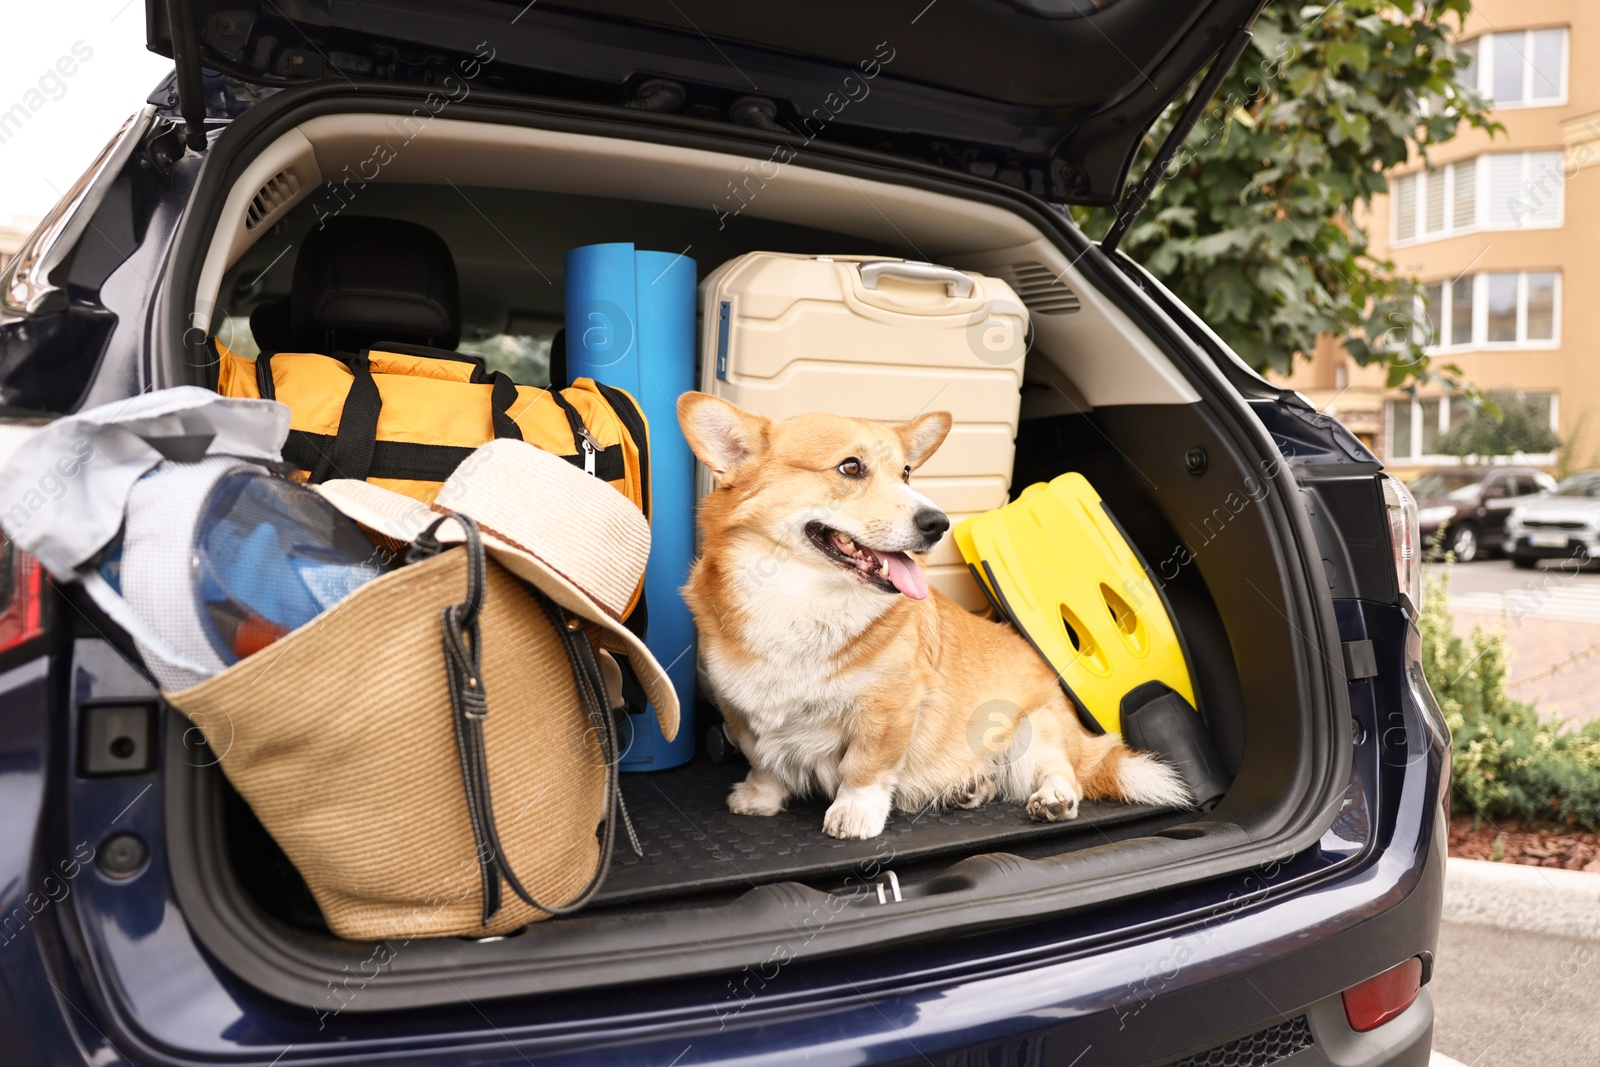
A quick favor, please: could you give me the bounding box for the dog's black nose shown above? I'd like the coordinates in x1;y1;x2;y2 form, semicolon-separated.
915;507;950;541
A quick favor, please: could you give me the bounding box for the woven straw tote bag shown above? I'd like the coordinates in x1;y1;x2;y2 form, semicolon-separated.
167;517;626;940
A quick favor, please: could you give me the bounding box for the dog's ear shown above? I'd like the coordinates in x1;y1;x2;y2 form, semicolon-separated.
899;411;953;471
678;392;769;480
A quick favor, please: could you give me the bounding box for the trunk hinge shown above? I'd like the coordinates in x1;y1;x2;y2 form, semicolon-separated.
164;0;210;152
1101;25;1254;254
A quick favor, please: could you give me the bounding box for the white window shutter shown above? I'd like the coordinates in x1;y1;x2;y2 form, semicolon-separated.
1452;158;1477;229
1486;154;1523;227
1425;169;1447;234
1395;175;1417;240
1524;151;1563;226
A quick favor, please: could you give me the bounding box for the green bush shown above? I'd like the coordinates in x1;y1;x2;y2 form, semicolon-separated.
1420;570;1600;827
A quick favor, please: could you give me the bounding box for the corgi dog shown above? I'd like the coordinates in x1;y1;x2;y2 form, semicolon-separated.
677;392;1191;840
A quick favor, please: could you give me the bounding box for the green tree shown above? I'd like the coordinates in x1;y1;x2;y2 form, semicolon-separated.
1077;1;1496;386
1437;390;1561;458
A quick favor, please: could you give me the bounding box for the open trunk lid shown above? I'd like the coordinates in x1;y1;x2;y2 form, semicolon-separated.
146;0;1265;203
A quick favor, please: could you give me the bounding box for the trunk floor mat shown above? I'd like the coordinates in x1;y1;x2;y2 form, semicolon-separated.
597;757;1169;905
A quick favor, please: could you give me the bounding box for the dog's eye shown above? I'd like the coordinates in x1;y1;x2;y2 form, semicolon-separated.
902;465;912;483
836;457;865;478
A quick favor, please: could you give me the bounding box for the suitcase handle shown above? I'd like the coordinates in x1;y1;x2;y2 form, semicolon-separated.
859;260;975;299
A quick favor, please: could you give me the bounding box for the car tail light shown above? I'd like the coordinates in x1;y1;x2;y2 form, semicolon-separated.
1381;474;1422;618
0;532;46;655
1341;957;1423;1033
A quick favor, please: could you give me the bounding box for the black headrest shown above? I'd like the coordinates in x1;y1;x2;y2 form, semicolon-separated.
248;298;293;353
290;217;460;352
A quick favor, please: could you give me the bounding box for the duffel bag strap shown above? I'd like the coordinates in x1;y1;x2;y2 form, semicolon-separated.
314;356;524;486
415;514;629;926
487;371;525;442
313;352;383;483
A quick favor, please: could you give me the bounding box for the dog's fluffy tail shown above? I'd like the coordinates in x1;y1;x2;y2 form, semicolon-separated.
1080;740;1193;809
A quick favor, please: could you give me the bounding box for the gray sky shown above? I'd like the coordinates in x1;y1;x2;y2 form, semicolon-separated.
0;1;174;224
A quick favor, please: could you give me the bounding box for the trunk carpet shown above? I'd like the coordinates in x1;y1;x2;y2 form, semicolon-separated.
595;757;1170;905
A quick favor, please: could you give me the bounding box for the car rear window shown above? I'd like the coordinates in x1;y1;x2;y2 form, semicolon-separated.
1409;471;1483;497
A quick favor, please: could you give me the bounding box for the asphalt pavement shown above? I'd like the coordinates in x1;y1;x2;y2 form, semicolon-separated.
1428;559;1600;725
1429;859;1600;1067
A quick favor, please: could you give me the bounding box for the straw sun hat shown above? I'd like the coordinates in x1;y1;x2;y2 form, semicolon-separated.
316;437;679;741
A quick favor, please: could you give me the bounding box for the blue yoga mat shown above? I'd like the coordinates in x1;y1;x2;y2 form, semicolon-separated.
564;243;697;771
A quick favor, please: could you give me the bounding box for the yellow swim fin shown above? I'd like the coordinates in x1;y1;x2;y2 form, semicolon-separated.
954;473;1196;735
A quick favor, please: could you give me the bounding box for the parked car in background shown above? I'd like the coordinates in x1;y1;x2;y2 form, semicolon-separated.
1410;467;1555;562
1506;470;1600;568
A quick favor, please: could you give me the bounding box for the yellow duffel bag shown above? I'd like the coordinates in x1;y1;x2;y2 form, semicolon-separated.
213;340;651;521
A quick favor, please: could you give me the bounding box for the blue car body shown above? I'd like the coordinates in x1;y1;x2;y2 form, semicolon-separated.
0;2;1448;1063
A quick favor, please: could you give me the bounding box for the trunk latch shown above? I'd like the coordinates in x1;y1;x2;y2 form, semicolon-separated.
874;870;903;904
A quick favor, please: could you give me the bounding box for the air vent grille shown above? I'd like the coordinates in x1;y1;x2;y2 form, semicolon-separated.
1166;1014;1315;1067
991;261;1081;314
245;169;302;232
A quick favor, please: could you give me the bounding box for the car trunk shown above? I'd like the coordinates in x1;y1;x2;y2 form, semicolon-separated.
112;85;1352;1012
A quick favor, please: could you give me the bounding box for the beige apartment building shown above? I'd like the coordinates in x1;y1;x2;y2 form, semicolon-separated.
1275;0;1592;475
0;218;36;273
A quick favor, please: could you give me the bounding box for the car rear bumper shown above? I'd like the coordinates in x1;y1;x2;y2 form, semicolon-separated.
762;799;1445;1067
1507;533;1598;558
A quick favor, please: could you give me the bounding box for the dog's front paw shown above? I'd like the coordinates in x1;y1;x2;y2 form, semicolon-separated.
1026;775;1081;822
728;773;786;817
822;783;893;839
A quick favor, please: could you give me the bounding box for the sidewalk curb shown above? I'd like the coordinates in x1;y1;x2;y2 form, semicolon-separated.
1445;856;1600;940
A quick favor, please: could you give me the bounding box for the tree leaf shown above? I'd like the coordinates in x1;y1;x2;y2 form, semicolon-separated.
1078;2;1495;385
1327;40;1373;75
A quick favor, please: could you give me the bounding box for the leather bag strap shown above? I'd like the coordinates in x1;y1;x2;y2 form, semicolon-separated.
413;514;629;926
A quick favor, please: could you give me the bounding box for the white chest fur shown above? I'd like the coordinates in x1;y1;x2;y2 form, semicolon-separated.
702;547;892;795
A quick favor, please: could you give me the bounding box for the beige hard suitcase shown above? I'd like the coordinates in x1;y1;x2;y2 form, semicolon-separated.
698;253;1028;611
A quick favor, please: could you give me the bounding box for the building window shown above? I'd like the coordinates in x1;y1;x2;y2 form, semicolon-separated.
1486;273;1518;342
1419;281;1444;346
1486;151;1563;229
1426;168;1447;233
1527;272;1557;338
1392;151;1563;243
1415;271;1560;350
1387;391;1560;461
1387;399;1415;460
1450;277;1473;344
1462;28;1567;107
1452;157;1476;228
1396;177;1418;240
1419;397;1443;455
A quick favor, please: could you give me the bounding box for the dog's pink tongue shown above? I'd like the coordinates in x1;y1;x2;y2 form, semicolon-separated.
881;551;928;600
